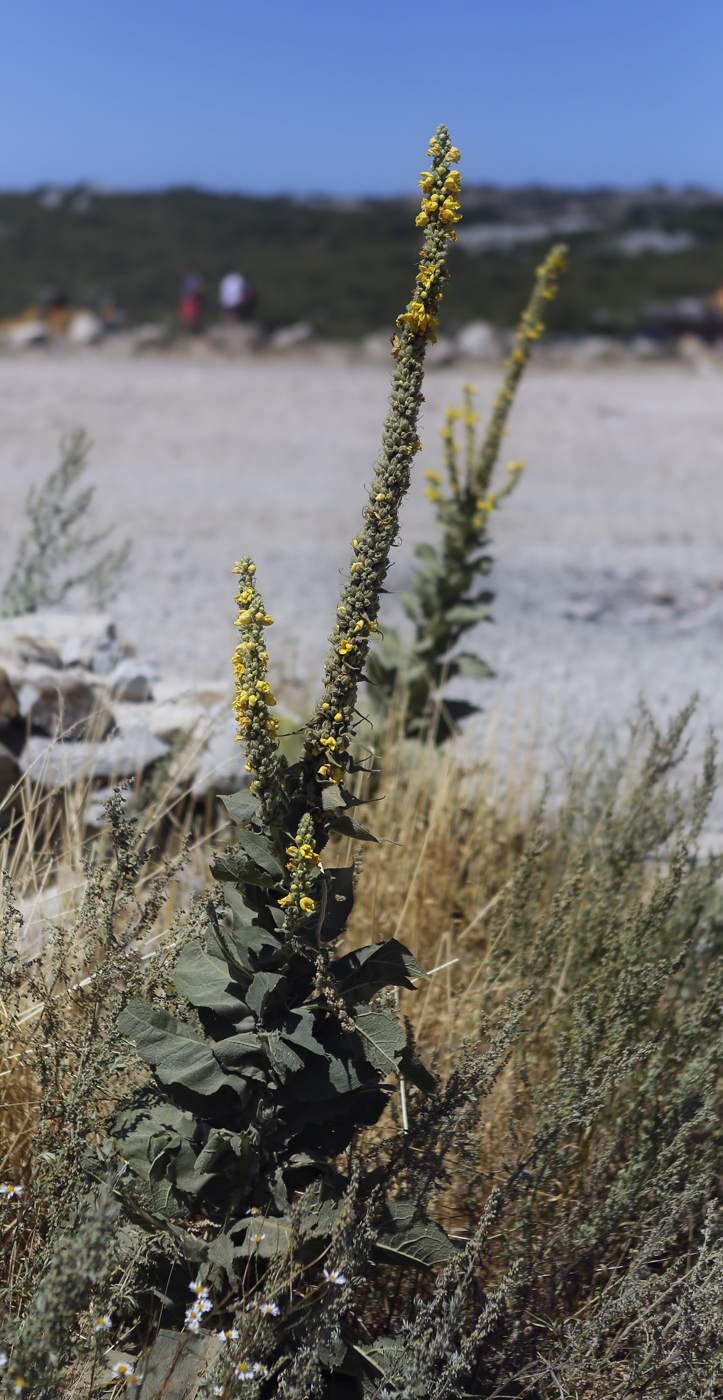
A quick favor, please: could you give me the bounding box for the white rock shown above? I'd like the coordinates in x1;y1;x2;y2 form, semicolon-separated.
67;311;104;345
21;726;168;787
4;320;48;349
269;322;313;350
456;321;502;359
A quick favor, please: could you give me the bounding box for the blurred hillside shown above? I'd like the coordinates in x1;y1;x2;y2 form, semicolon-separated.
1;183;723;337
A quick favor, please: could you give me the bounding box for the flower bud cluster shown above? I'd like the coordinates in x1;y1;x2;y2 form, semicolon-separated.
278;813;320;932
302;125;461;805
231;556;280;824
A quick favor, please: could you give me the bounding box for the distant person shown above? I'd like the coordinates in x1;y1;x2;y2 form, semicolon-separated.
178;269;204;331
219;270;258;322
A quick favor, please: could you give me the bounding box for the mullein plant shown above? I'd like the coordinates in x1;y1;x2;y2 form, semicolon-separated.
369;244;567;742
105;124;461;1334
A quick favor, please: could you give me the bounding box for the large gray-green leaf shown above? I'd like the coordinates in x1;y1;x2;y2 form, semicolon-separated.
175;942;250;1021
448;651;495;680
210;851;278;888
444;602;492;626
118;1000;239;1099
212;1035;266;1079
220;789;260;826
328;814;378;842
246;970;288;1019
233;828;285;877
332;938;427;997
352;1008;406;1075
321;784;346;812
375;1200;456;1268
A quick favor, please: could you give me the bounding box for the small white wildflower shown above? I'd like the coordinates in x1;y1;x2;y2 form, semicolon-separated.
250;1231;266;1245
233;1360;266;1381
212;1389;224;1396
323;1268;346;1286
12;1381;28;1396
92;1314;113;1333
197;1295;212;1314
0;1353;8;1369
216;1328;239;1342
249;1206;261;1215
11;1186;22;1199
255;1301;279;1317
110;1362;138;1382
189;1279;209;1296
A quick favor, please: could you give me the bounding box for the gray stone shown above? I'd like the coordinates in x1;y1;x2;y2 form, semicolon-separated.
21;725;167;787
107;656;157;702
137;1329;219;1400
0;669;19;725
0;742;21;804
23;678;114;740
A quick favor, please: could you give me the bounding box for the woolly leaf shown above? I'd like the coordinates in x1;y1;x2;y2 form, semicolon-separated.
246;970;288;1019
322;864;356;934
328;814;378;843
220;789;260;826
233;828;285;877
375;1201;456;1268
352;1008;406;1075
332;938;427;997
447;651;495;680
321;784;346;811
210;851;278;888
444;602;492;626
175;942;250;1021
117;1000;238;1099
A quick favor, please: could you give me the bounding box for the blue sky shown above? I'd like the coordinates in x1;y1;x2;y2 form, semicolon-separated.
1;0;721;193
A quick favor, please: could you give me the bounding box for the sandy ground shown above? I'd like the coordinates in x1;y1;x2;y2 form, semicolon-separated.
1;348;722;818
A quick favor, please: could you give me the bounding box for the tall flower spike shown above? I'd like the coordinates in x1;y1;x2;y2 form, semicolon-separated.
473;244;567;497
231;556;281;825
302;124;461;796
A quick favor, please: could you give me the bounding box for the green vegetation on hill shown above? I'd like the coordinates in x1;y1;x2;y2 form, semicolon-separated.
2;183;723;336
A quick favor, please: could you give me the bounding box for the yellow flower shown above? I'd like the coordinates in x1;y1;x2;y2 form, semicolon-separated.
236;610;252;626
231;561;245;574
417;171;435;192
415;211;429;228
298;843;317;861
369;620;378;632
448;146;461;162
444;171;462;194
320;736;336;749
334;711;343;721
330;767;343;783
319;764;331;777
263;614;274;625
235;587;253;604
278;894;292;908
339;639;354;655
300;897;316;914
353;620;365;633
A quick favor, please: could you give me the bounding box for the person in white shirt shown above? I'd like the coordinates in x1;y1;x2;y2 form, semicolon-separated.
219;271;246;321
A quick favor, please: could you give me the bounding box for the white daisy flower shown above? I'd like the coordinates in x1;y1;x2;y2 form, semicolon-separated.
110;1361;138;1383
323;1268;346;1286
92;1314;113;1333
216;1329;239;1342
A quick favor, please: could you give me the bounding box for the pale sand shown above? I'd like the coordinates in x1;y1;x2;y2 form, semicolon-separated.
1;351;722;808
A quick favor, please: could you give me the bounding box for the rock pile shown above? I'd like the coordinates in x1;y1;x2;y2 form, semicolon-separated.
0;613;245;820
